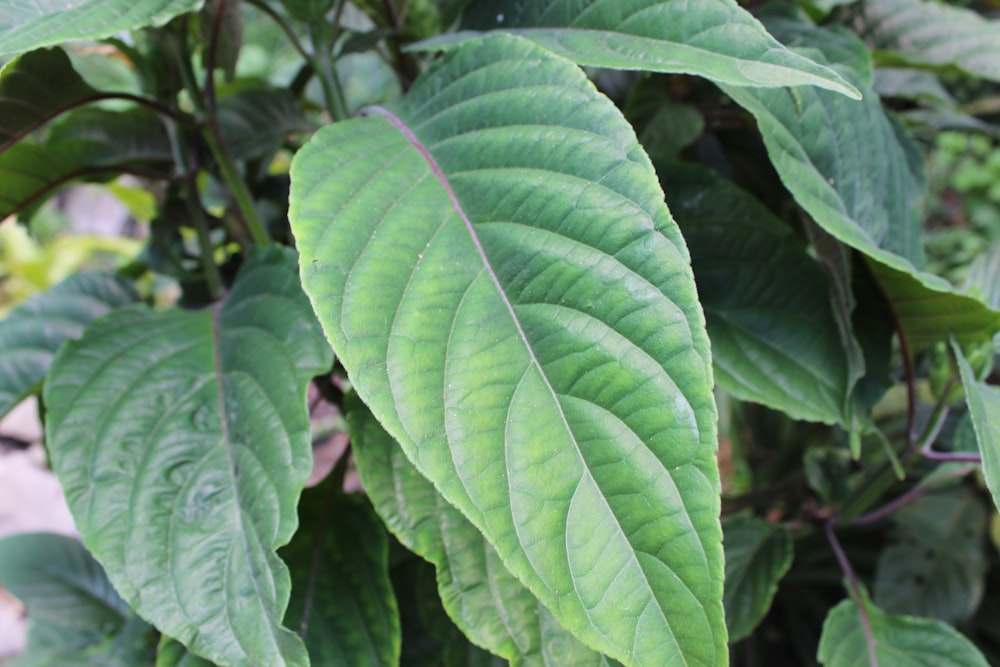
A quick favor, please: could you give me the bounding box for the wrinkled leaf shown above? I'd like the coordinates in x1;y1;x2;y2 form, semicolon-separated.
0;271;138;419
0;107;173;220
954;340;1000;516
874;490;986;622
0;532;155;667
722;517;793;642
349;397;618;666
281;482;401;667
660;162;849;424
0;48;99;152
43;247;332;667
413;0;859;98
817;585;988;666
290;33;725;666
0;0;203;58
723;11;1000;347
851;0;1000;83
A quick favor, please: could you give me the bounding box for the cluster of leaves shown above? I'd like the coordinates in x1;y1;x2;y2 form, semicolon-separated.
1;0;1000;666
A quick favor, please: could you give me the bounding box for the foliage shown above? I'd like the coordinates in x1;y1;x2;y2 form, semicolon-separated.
0;1;999;666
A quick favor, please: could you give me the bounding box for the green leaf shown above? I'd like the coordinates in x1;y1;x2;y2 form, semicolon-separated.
624;79;703;163
0;107;173;220
290;33;725;666
281;483;401;667
43;247;333;667
954;340;1000;516
348;397;619;666
660;162;849;424
0;532;155;667
216;87;313;162
412;0;860;98
817;586;988;666
0;48;99;152
0;0;203;58
0;271;139;419
280;0;334;21
851;0;1000;83
157;636;216;667
722;517;793;642
965;241;1000;311
722;12;1000;347
874;489;986;622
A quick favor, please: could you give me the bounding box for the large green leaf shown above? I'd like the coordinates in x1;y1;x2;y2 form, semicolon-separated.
216;87;312;163
817;586;988;666
660;162;849;424
0;48;99;152
722;9;1000;347
0;0;203;58
0;271;138;419
722;517;793;643
954;340;1000;515
0;107;173;220
290;33;725;666
0;532;154;667
349;398;618;667
851;0;1000;83
873;489;986;622
281;482;401;667
412;0;859;98
43;247;332;667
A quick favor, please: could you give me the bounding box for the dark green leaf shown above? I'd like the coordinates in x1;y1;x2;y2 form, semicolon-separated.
290;33;725;665
722;517;793;642
216;87;312;162
0;0;203;58
0;107;173;220
0;532;155;667
156;636;216;667
281;484;401;667
413;0;859;97
851;0;1000;83
874;490;986;622
954;340;1000;516
349;397;618;666
817;586;988;666
0;272;138;419
280;0;334;21
660;162;849;424
0;48;99;152
624;79;703;163
43;247;332;667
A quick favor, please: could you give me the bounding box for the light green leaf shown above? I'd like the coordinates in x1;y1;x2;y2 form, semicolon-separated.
0;107;173;220
0;0;203;58
954;340;1000;516
0;48;99;152
817;586;988;666
291;33;725;666
43;247;332;667
722;12;1000;347
412;0;859;98
349;397;619;667
660;162;850;424
722;517;793;642
851;0;1000;83
874;489;986;622
281;483;401;667
0;271;138;419
0;532;154;667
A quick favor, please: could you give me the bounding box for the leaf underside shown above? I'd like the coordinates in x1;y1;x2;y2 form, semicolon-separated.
290;33;725;667
43;247;332;667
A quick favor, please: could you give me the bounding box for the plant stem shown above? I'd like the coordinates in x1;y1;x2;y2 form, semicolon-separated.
308;20;349;120
824;519;878;666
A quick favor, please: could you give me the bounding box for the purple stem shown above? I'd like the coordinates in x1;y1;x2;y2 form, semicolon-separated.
825;519;878;667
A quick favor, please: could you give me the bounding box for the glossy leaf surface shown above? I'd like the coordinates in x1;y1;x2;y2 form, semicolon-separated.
723;10;1000;347
660;162;848;424
817;586;988;666
0;272;138;419
0;532;154;666
291;33;725;666
0;0;202;57
349;399;618;666
281;482;401;667
43;248;332;667
416;0;859;97
722;517;793;642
